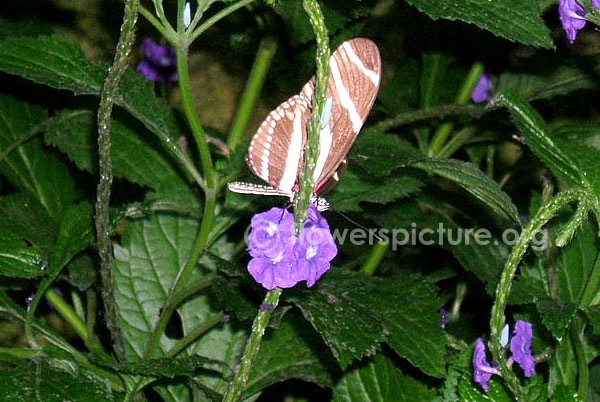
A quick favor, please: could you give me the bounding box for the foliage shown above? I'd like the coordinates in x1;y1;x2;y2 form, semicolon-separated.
1;0;600;401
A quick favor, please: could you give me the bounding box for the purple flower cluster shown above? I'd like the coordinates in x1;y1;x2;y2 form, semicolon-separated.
136;38;178;82
247;205;337;290
473;320;536;390
559;0;600;43
471;73;492;103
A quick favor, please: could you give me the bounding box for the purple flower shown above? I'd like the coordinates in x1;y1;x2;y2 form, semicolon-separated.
473;338;500;390
292;204;337;287
510;320;536;377
593;0;600;8
248;207;295;259
136;38;178;82
247;207;297;290
246;205;337;290
471;73;492;103
25;293;35;311
559;0;587;43
438;308;450;327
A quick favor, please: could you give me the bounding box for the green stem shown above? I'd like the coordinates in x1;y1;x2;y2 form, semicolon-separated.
372;104;484;133
223;288;282;402
571;316;588;400
143;192;216;358
429;62;484;156
489;188;586;398
175;43;215;189
227;36;278;152
0;347;37;359
86;289;98;349
44;288;88;345
190;0;258;43
95;0;139;360
437;126;476;159
165;312;223;358
294;0;330;230
139;4;175;41
360;241;388;275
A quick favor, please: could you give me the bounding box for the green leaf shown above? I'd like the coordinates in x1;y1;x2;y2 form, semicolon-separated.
420;53;452;109
348;130;422;177
549;335;577;392
412;158;520;224
0;192;58;255
402;0;553;48
0;36;104;94
91;355;225;379
45;109;186;189
494;91;587;189
0;36;183;167
0;363;119;402
0;93;74;222
245;312;339;397
585;305;600;336
370;196;508;291
457;373;512;401
496;63;597;101
377;59;420;114
332;353;436;402
327;170;424;212
555;222;598;304
551;385;582;402
0;227;44;278
49;202;95;275
287;269;446;377
113;213;246;398
27;202;96;331
536;298;578;341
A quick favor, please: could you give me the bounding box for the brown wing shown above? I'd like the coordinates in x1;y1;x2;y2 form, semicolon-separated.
301;38;381;186
245;94;311;195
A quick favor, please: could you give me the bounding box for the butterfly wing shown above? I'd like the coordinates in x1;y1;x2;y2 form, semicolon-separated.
301;38;381;190
245;94;311;195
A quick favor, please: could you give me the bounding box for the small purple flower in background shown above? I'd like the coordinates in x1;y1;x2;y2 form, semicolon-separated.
246;205;337;290
471;73;492;103
136;38;178;82
25;293;35;311
510;320;536;377
292;204;337;287
473;338;500;390
593;0;600;8
438;308;450;328
559;0;587;43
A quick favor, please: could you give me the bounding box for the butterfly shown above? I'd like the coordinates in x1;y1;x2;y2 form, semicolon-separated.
228;38;381;210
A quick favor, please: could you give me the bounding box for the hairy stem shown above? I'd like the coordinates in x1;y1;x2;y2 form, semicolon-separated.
489;188;586;398
372;104;484;133
222;288;282;402
95;0;139;359
294;0;330;230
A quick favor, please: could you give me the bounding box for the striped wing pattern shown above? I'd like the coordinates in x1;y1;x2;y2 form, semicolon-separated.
232;37;381;198
301;38;381;189
245;95;310;195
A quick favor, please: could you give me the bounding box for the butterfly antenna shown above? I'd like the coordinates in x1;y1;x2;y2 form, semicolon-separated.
332;210;385;242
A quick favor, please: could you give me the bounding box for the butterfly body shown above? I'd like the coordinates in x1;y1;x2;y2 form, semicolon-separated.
228;38;381;210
